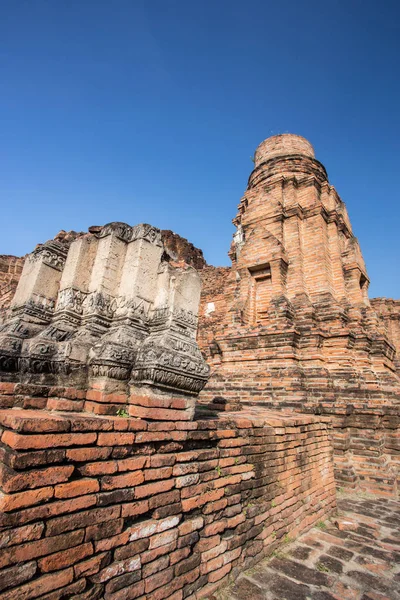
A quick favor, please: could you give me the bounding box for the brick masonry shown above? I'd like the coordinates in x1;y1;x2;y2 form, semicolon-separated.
0;255;25;322
197;134;400;497
0;382;335;600
0;132;398;597
372;298;400;371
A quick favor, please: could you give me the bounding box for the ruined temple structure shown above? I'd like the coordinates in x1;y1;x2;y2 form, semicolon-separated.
0;228;207;325
198;134;400;496
0;222;210;415
0;220;335;599
0;135;399;599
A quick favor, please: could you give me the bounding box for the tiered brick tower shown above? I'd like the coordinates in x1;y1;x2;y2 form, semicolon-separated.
199;134;400;494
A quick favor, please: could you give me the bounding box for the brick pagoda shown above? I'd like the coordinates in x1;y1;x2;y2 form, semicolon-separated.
198;134;400;495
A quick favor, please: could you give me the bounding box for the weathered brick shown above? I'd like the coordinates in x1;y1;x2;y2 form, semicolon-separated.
0;463;74;493
174;553;200;576
145;467;173;480
0;567;73;600
129;516;181;542
91;555;141;583
101;470;144;491
38;542;93;572
0;530;84;569
104;570;141;595
85;518;124;542
0;486;53;512
104;580;144;600
0;561;37;593
135;479;175;498
46;506;120;536
1;431;97;450
55;478;99;498
114;538;149;561
178;517;204;537
142;555;170;578
74;552;109;578
66;447;112;462
208;562;231;582
121;499;149;518
149;528;179;549
0;410;70;433
141;542;177;565
0;522;44;549
149;490;180;510
97;432;135;446
150;454;176;468
144;566;174;593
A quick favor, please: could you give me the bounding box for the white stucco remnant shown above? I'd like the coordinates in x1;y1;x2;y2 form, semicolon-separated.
205;302;215;317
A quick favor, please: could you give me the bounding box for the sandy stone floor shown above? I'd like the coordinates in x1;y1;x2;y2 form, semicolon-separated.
215;494;400;600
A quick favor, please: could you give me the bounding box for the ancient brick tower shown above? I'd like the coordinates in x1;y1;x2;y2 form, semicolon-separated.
199;134;400;494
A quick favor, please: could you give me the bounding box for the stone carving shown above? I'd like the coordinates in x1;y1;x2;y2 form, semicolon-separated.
111;296;152;320
83;291;114;319
55;288;86;314
130;267;210;395
12;293;56;320
0;222;209;397
131;340;209;395
30;241;68;271
98;222;163;246
173;308;198;328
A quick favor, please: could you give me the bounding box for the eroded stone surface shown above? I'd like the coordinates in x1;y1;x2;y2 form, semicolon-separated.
0;222;209;401
216;495;400;600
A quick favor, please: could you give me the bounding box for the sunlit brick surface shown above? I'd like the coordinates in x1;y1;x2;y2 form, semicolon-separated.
198;134;400;497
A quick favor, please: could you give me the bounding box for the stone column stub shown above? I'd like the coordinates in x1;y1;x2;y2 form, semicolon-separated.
0;240;69;374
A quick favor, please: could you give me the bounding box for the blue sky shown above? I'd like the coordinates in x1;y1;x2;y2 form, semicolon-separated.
1;0;399;298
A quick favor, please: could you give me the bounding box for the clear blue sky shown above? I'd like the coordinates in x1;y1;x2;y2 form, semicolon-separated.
1;0;399;298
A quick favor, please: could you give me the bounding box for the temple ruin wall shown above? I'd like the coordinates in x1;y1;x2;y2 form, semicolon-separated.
0;384;335;600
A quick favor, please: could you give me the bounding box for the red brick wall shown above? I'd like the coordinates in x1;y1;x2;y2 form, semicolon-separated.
0;255;25;322
0;383;335;600
197;267;232;352
161;230;207;270
371;298;400;370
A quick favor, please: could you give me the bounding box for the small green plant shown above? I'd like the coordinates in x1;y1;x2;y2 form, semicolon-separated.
271;500;276;508
250;156;255;163
316;562;330;573
116;408;129;417
234;457;239;465
215;465;222;477
315;520;327;530
283;534;292;544
271;531;276;539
